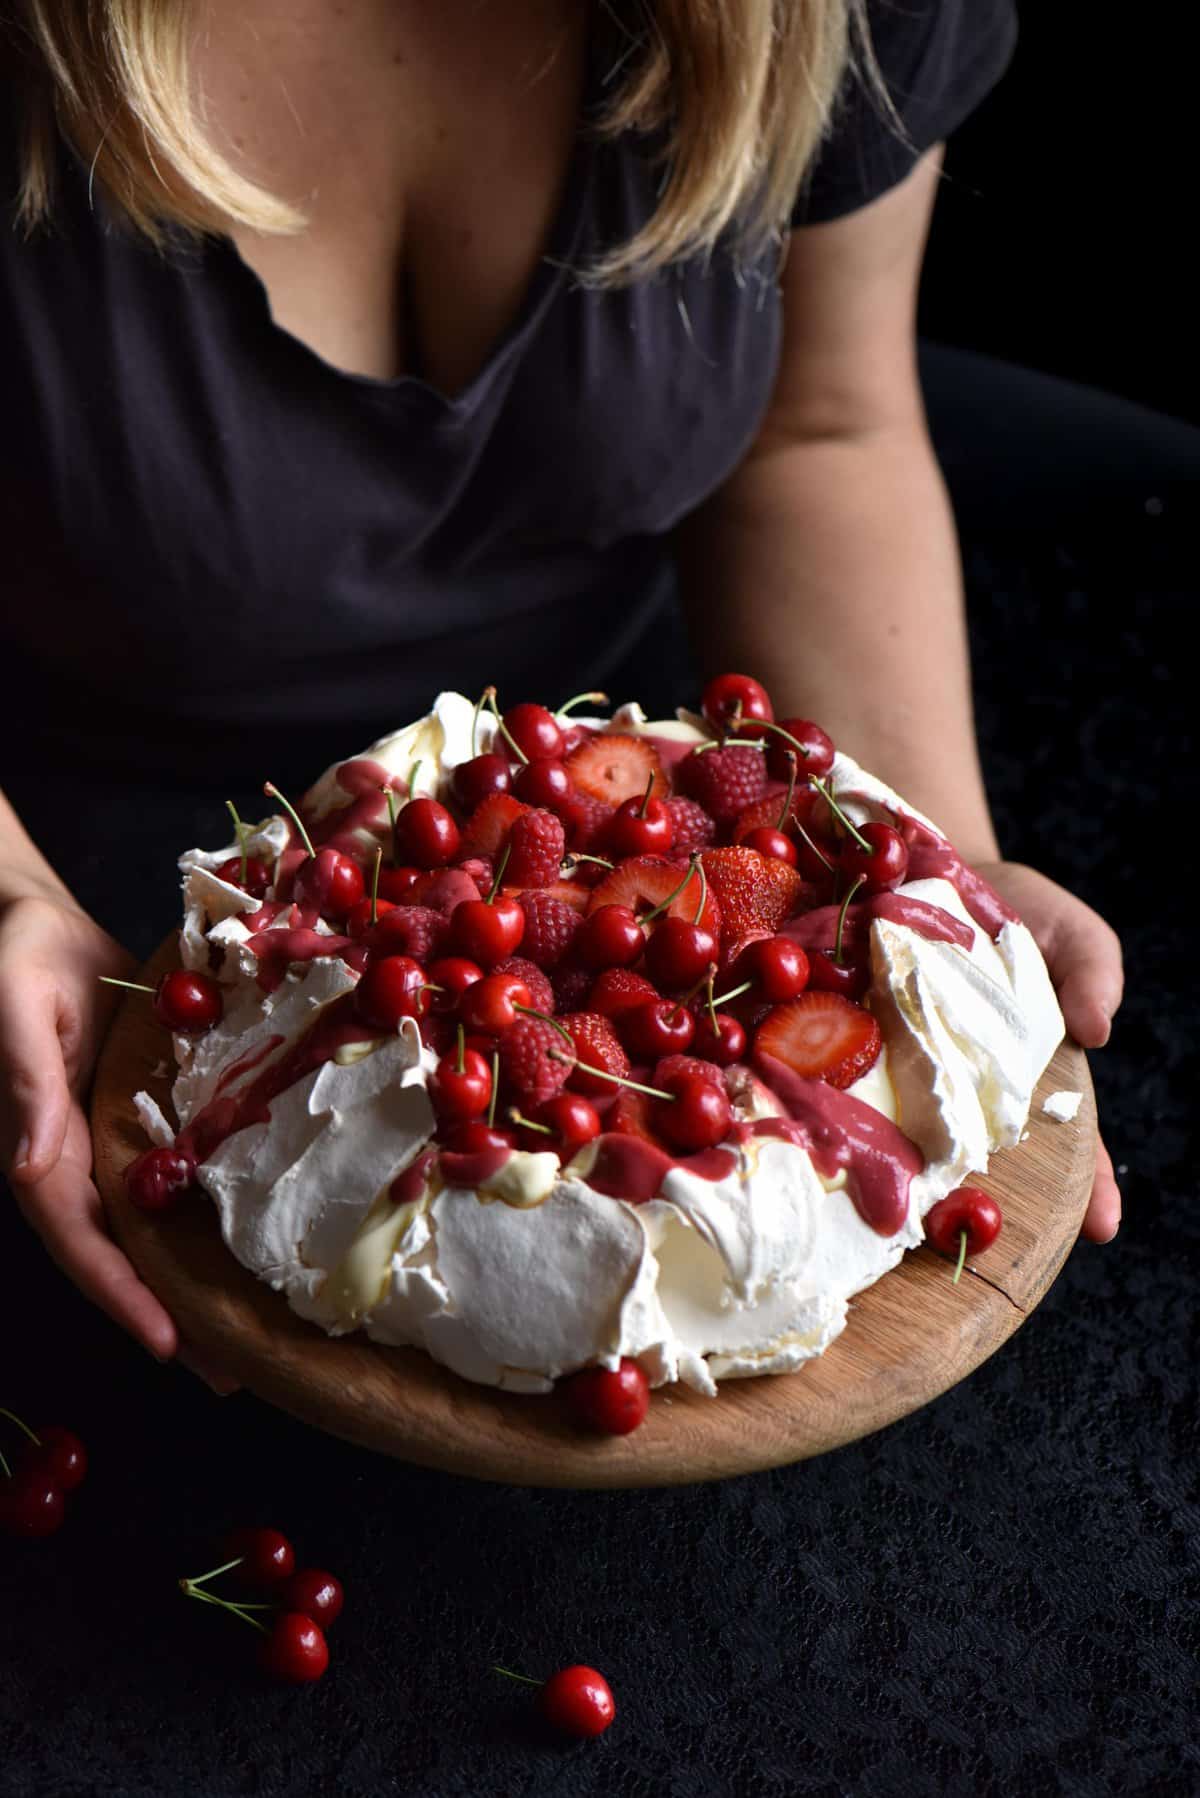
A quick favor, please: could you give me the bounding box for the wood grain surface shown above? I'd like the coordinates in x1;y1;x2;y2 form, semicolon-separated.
91;935;1097;1489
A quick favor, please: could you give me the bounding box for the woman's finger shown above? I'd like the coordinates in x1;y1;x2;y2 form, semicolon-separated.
11;1106;178;1360
1032;903;1124;1051
1080;1133;1121;1244
0;970;72;1179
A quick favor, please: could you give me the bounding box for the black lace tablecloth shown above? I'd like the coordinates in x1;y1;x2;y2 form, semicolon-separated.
2;486;1197;1796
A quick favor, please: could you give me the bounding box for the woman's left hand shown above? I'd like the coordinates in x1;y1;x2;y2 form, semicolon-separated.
973;860;1123;1244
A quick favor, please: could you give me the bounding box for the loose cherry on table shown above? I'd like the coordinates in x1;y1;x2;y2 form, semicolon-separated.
101;969;224;1034
179;1538;334;1685
225;1526;296;1586
495;1662;617;1740
282;1569;345;1629
576;905;645;972
701;672;774;739
260;1613;330;1684
392;796;462;870
0;1407;84;1539
925;1186;1003;1282
354;955;431;1028
563;1358;650;1436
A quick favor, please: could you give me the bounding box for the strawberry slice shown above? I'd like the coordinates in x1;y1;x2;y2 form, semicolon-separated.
698;847;804;941
460;793;529;859
565;734;667;806
586;855;721;936
753;993;882;1090
731;784;819;842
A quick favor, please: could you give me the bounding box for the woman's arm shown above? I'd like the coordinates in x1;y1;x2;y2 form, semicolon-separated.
678;149;1124;1240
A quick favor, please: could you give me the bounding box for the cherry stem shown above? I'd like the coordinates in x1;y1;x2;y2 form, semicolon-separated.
548;1051;671;1101
562;853;614;872
0;1449;10;1480
514;1006;576;1048
952;1228;968;1285
383;786;400;862
705;972;720;1032
455;1021;466;1075
263;782;315;859
0;1407;40;1447
809;776;870;851
670;961;718;1023
833;874;866;965
370;846;382;925
486;842;512;901
484;688;529;765
795;818;836;875
471;687;488;757
508;1109;552;1135
643;855;702;924
711;978;753;1010
178;1576;270;1635
99;976;155;997
225;800;249;884
178;1555;246;1589
758;718;815;762
637;770;654;819
556;691;610;716
493;1665;543;1687
487;1051;499;1128
407;760;422;800
777;753;798;832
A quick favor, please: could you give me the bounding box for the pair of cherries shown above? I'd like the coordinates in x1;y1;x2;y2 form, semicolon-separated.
0;1409;87;1538
179;1526;344;1685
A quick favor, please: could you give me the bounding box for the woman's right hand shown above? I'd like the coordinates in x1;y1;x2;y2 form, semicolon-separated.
0;890;180;1360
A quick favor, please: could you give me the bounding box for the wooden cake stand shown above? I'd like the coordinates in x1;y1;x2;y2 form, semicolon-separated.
91;936;1096;1489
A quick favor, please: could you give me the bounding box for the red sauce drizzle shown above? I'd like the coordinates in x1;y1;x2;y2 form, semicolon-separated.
784;892;974;957
896;815;1019;940
304;757;400;855
586;1135;738;1204
389;1147;438;1206
437;1145;513;1189
244;927;361;993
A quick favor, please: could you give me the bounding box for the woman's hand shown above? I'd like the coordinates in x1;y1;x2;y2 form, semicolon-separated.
974;861;1124;1244
0;892;182;1359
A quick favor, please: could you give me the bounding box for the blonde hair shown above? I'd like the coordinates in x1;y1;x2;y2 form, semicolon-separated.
3;0;892;280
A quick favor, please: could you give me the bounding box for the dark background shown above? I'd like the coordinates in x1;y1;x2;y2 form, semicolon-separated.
2;8;1198;1797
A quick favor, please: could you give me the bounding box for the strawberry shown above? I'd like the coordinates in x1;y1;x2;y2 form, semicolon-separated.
731;784;817;843
677;744;767;826
664;797;716;858
753;993;882;1090
653;1054;724;1090
498;1015;574;1107
587;968;659;1019
699;848;804;941
516;892;583;969
460;793;529;859
565;734;667;807
558;1011;629;1097
505;808;566;888
586;855;721;936
492;956;554;1015
551;958;593;1014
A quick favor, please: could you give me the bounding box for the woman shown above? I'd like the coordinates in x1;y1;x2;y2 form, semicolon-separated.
0;0;1123;1375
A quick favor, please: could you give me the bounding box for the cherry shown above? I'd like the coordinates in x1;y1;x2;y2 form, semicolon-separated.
426;956;484;1012
736;936;810;1003
690;1010;747;1065
451;893;525;967
291;846;363;920
376;866;424;903
393;797;461;870
622;997;695;1059
925;1185;1003;1281
225;1526;296;1587
154;969;223;1033
739;825;798;867
430;1037;494;1123
838;821;909;893
766;718;836;781
502;701;564;762
259;1612;330;1684
453;752;512;811
603;787;674;860
125;1143;197;1212
345;896;398;941
652;1068;732;1151
353;955;430;1028
526;1092;601;1161
702;672;774;739
19;1425;87;1493
439;1120;516;1155
806;949;870;1000
282;1568;345;1629
215;855;272;897
576;905;644;971
564;1357;649;1436
458;972;532;1035
644;916;717;991
513;758;571;810
0;1467;65;1538
794;828;838;884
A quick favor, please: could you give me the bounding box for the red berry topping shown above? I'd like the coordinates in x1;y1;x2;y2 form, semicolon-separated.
739;825;798;867
557;1011;629;1097
838;821;910;893
376;865;424;903
516;891;583;970
489;955;552;1015
678;744;767;826
259;1612;330;1684
925;1186;1003;1259
20;1425;87;1492
698;847;804;941
663;796;717;858
281;1568;344;1629
453;752;512;812
505;808;567;888
540;1663;618;1738
226;1526;295;1587
701;671;774;738
215;855;272;897
498;1015;574;1107
586;856;720;935
736;936;810;1003
754;992;882;1090
503;701;565;762
564;733;666;806
451;893;526;967
366;904;446;964
644;916;717;991
393;797;461;870
345;896;398;941
550;957;593;1014
354;955;431;1028
154;969;223;1034
806;949;870;1000
652;1067;732;1151
408;867;483;916
425;955;484;1011
458;972;533;1035
603;793;674;861
439;1120;516;1155
622;997;695;1060
652;1053;726;1088
576;904;645;972
767;718;835;782
690;1010;747;1065
430;1045;494;1122
0;1468;65;1538
294;847;365;920
513;757;571;809
125;1143;197;1212
561;790;616;853
587;967;659;1019
460;793;529;860
531;1092;602;1161
564;1357;649;1436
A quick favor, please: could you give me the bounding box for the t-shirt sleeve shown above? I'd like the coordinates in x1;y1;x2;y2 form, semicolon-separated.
791;0;1018;226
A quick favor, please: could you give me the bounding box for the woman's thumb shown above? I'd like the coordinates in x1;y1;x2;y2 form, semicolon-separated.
0;977;72;1181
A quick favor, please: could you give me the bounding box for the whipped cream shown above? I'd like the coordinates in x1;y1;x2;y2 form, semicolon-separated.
136;693;1066;1396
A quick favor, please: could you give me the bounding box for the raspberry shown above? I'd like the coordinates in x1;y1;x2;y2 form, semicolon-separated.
587;968;659;1019
565;792;616;858
664;797;717;858
558;1012;629;1097
505;808;566;888
492;956;554;1015
498;1015;574;1107
367;905;446;963
653;1054;725;1089
517;892;583;970
551;957;593;1014
677;745;768;826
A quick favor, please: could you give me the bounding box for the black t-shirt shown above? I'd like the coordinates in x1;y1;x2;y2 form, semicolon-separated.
0;0;1015;783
